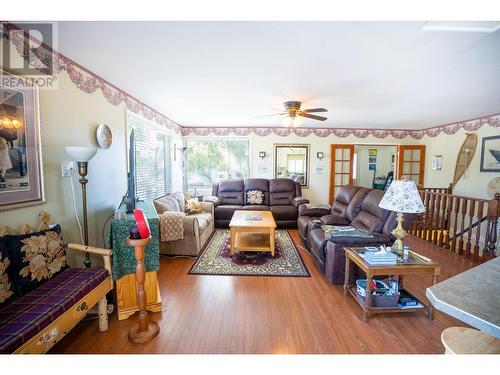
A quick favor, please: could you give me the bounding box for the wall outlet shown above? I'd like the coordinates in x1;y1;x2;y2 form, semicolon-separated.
61;162;73;177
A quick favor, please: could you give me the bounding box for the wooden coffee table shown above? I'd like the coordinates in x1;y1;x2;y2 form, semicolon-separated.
229;210;277;257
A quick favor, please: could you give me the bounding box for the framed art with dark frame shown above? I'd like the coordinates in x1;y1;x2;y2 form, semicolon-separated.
0;70;44;211
273;144;310;188
480;135;500;172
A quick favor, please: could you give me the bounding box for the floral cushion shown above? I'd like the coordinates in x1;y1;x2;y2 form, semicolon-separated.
2;225;67;297
0;241;15;306
247;190;264;205
185;198;204;215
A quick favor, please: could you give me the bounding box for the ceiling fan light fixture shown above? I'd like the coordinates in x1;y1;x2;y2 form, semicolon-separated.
292;117;302;127
282;116;292;127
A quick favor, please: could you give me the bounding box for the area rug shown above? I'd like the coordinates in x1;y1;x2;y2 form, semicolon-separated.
189;229;310;277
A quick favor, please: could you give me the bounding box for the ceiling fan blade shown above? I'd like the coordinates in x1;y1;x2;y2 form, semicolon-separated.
253;112;286;119
301;113;328;121
303;108;328;113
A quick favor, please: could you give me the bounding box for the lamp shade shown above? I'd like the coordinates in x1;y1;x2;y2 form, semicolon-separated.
378;179;425;213
65;146;98;162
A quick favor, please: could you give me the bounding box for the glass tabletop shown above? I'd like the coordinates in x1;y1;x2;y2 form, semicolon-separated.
350;246;435;266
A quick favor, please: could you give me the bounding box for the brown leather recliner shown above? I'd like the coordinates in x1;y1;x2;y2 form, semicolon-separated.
307;189;393;280
297;185;369;245
210;178;308;227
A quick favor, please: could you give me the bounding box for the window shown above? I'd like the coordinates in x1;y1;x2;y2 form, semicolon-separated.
127;112;172;201
185;139;250;195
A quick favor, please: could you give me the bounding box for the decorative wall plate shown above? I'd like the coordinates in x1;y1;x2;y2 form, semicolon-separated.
96;124;112;149
487;176;500;198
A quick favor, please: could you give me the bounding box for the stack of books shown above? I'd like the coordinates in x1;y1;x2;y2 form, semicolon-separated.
364;249;398;265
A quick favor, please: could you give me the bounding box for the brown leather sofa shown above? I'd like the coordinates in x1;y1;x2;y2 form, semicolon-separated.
298;185;415;284
209;178;309;228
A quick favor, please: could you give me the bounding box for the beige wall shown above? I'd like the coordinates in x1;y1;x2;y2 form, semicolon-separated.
0;70;183;265
422;124;500;199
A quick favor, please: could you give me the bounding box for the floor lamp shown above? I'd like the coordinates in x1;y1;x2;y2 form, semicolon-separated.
65;146;98;268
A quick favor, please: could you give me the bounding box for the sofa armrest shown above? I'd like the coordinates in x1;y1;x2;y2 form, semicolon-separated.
327;233;392;246
298;205;331;217
182;215;200;236
200;201;214;216
204;195;221;207
66;243;113;288
292;197;309;208
320;214;350;226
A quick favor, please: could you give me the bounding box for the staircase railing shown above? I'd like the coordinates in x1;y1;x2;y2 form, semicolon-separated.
410;189;499;262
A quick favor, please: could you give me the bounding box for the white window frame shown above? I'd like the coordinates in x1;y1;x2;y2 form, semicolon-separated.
126;110;173;201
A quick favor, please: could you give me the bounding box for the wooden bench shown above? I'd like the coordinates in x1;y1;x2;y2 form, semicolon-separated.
0;243;112;354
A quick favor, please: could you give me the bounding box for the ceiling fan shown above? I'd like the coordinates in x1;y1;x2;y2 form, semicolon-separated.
256;101;328;127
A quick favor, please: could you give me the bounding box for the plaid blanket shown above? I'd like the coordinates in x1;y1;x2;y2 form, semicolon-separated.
159;212;186;242
321;225;374;240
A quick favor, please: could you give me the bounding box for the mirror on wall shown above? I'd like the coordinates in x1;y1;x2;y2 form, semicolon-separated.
353;145;397;191
273;144;310;187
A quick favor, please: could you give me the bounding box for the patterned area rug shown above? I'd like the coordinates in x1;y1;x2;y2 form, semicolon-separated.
189;229;310;277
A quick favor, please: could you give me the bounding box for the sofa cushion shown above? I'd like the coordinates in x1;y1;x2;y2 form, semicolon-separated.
154;195;181;214
270;205;298;221
350;190;390;233
214;205;243;220
269;179;296;206
189;212;213;233
3;225;66;297
0;267;109;353
218;180;244;205
0;241;15;307
242;205;269;211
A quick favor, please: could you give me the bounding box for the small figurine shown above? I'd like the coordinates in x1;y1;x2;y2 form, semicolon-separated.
20;224;33;234
0;225;15;236
38;211;51;231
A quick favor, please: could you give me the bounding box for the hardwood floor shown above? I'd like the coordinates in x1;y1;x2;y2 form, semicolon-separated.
51;231;477;354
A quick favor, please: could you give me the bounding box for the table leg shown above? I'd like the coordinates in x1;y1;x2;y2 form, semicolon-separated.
270;228;275;257
428;272;440;320
364;273;373;322
344;256;351;296
230;227;236;256
398;274;405;290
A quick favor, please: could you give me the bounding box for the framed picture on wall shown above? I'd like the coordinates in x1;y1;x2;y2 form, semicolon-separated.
0;70;44;211
432;155;442;171
369;149;377;156
480;135;500;172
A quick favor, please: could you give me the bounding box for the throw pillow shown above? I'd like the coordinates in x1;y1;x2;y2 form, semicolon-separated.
185;198;204;215
0;240;15;306
247;190;264;205
173;191;185;212
3;225;66;297
154;195;181;214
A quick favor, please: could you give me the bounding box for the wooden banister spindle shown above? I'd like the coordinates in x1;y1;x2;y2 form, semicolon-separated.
465;200;476;258
485;193;500;257
433;193;442;245
474;201;484;262
452;197;460;254
458;198;468;255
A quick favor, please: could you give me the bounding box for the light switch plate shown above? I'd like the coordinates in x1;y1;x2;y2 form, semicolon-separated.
61;162;73;177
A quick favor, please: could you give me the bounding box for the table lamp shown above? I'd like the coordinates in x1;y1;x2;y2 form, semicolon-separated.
378;178;425;253
65;146;98;268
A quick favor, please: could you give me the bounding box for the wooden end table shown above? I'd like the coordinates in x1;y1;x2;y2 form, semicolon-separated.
343;247;440;322
229;210;277;256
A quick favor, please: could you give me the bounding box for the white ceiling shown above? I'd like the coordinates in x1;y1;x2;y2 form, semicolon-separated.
56;21;500;129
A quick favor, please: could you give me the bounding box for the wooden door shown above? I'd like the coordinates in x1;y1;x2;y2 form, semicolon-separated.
329;144;354;205
397;145;426;187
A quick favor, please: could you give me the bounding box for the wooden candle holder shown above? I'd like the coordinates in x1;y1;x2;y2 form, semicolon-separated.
125;236;160;343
